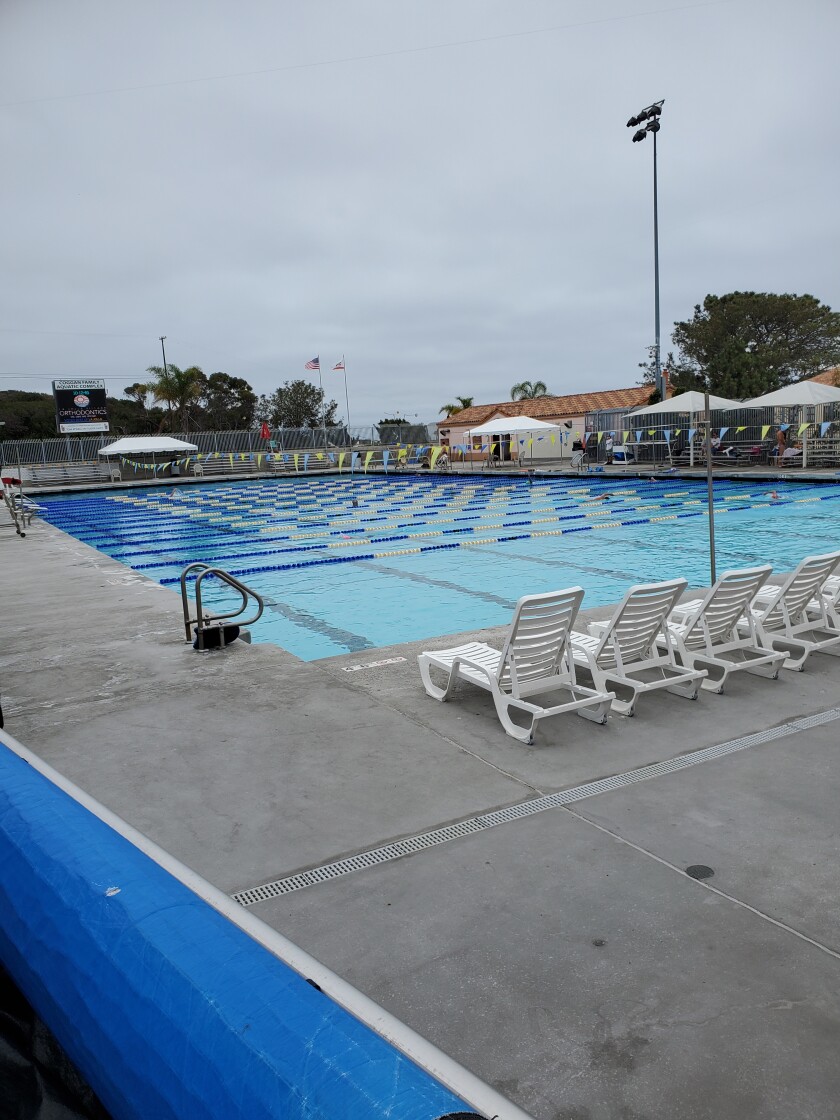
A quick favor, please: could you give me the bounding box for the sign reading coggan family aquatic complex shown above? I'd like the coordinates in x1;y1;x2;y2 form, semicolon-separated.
52;379;110;434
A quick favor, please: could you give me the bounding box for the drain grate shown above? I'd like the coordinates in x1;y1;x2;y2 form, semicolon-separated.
232;706;840;907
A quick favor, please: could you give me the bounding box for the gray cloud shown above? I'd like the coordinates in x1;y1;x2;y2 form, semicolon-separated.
1;0;838;424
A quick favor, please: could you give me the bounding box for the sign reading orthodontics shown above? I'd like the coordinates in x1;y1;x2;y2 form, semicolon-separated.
52;379;110;434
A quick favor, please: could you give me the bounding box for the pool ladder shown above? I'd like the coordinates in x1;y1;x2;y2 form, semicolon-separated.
180;563;265;651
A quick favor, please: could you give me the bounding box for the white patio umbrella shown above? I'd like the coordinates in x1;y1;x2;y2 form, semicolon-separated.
730;381;840;469
623;392;742;466
734;382;840;408
624;390;742;417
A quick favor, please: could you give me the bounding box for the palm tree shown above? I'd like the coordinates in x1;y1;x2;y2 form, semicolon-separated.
510;380;549;401
145;364;205;430
439;395;475;417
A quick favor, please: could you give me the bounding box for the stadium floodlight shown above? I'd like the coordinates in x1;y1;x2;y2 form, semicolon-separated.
626;100;666;401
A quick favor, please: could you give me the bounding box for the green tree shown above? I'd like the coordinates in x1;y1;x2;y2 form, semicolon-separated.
377;418;429;443
671;292;840;398
439;396;475;416
145;363;205;430
637;347;699;401
107;396;163;435
510;380;549;401
123;382;151;408
198;372;257;429
0;391;57;439
263;380;338;428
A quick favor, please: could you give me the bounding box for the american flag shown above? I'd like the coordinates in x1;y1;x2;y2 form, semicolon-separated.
305;356;319;370
332;360;345;371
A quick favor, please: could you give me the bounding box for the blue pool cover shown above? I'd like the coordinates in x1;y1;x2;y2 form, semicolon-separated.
0;742;482;1120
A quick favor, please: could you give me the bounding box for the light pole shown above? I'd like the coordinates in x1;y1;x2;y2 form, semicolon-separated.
627;100;665;402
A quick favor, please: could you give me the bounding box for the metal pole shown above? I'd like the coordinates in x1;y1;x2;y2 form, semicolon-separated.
159;336;171;431
653;128;662;402
704;390;716;584
342;357;352;451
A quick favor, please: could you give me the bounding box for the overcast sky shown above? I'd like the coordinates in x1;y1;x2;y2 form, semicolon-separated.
1;0;838;426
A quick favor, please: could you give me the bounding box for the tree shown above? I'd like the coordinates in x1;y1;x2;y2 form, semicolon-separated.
510;381;549;401
145;364;205;430
637;347;699;401
262;380;338;428
0;391;58;439
439;396;474;416
670;292;840;398
107;396;163;435
377;418;429;443
198;372;257;429
124;382;151;408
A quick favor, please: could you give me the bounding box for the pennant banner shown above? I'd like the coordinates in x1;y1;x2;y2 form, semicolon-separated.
821;422;832;438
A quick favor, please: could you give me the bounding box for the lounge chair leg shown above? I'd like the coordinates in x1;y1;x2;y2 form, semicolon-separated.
417;656;460;701
576;700;610;725
666;679;702;700
606;693;636;717
494;698;536;744
766;638;810;672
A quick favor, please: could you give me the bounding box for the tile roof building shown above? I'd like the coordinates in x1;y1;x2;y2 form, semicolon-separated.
438;385;656;463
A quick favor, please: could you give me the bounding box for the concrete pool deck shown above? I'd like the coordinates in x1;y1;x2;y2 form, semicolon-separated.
3;516;840;1119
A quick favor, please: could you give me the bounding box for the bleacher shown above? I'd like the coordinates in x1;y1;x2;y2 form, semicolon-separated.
19;462;121;488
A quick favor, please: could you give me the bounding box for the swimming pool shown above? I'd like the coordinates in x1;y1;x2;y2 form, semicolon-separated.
39;474;840;661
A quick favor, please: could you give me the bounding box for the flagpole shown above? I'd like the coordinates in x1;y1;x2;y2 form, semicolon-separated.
342;355;352;451
317;359;327;453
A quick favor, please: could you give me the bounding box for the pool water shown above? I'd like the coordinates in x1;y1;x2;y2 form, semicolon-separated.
39;474;840;661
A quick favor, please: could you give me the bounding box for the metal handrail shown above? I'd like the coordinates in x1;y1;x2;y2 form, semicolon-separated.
180;562;264;649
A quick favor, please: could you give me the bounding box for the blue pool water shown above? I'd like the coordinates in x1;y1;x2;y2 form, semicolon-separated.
39;474;840;661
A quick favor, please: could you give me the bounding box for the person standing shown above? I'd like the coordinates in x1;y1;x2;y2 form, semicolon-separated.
776;427;786;461
605;434;614;465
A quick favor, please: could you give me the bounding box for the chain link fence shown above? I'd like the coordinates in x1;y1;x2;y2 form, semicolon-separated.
0;425;438;468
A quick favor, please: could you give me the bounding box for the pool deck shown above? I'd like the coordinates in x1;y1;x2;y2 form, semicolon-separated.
3;516;840;1119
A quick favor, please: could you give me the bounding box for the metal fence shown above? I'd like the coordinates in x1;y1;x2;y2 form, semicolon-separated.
0;425;438;468
583;403;840;467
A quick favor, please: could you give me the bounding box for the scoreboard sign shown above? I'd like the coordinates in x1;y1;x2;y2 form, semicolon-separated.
53;379;110;434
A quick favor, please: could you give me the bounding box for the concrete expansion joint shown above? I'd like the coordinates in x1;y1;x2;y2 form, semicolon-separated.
232;705;840;908
563;805;840;964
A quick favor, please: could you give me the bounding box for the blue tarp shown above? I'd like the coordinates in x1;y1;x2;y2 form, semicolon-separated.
0;743;481;1120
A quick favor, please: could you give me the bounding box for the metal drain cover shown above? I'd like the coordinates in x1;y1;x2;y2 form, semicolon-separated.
686;864;715;880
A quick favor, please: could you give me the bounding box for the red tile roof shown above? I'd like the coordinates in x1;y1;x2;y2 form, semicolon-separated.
809;367;840;386
439;386;654;428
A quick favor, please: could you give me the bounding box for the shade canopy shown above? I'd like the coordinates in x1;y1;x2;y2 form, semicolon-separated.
734;382;840;408
625;391;742;419
98;436;198;456
466;415;561;436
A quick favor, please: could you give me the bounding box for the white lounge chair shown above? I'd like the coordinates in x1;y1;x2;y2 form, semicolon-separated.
738;551;840;670
570;578;706;716
664;566;785;692
418;587;615;744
